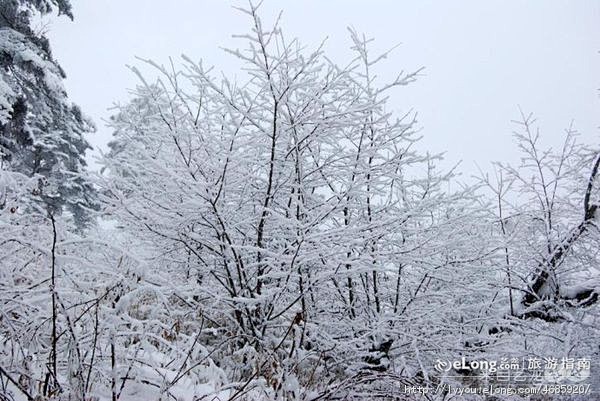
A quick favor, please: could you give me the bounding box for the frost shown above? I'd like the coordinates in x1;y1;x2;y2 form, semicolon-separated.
1;4;599;401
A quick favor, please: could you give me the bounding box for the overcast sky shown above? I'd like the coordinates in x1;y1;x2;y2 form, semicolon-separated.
47;1;600;175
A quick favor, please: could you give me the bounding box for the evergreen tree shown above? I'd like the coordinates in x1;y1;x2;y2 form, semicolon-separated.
0;0;96;228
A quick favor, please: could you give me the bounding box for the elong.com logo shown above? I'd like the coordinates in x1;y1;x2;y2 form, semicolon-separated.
435;357;497;373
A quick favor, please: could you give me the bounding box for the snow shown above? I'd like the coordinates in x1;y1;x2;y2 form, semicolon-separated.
1;4;599;401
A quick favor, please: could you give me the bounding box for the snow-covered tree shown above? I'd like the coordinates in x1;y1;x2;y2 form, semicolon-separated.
99;6;499;399
0;0;96;228
472;113;600;396
1;3;597;401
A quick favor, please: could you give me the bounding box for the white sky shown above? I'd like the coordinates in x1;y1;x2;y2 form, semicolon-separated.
47;1;600;175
